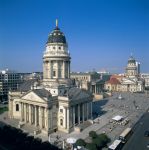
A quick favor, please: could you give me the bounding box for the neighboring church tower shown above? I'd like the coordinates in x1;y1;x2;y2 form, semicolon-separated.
43;20;71;88
125;55;139;78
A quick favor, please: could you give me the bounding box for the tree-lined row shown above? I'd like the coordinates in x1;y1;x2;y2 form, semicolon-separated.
0;125;61;150
75;131;111;150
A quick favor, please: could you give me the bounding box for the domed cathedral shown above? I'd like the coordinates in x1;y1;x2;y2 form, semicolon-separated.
125;55;140;78
121;54;144;92
8;20;93;135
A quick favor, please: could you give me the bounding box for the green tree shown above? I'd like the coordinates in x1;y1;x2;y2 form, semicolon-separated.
92;137;103;148
89;131;97;139
98;133;111;145
76;139;86;147
86;143;97;150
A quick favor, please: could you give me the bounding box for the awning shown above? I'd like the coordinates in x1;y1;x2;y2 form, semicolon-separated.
112;115;123;121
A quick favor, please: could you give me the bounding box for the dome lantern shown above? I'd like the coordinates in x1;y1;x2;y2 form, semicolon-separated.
47;20;67;44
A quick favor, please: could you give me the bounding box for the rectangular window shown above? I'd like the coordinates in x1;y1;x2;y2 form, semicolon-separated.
53;71;56;77
60;109;63;113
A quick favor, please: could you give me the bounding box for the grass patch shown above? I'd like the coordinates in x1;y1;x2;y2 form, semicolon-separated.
0;107;8;114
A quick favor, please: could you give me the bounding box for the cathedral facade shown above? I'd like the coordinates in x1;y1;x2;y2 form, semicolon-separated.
8;21;93;134
121;55;144;92
105;55;144;92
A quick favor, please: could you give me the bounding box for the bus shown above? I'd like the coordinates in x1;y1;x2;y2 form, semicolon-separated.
108;140;123;150
119;127;132;143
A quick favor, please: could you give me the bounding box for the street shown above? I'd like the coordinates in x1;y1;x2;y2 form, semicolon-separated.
122;111;149;150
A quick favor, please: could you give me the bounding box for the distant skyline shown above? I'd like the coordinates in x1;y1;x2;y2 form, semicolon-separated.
0;0;149;73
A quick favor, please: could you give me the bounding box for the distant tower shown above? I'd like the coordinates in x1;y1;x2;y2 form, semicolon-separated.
125;55;139;77
43;20;71;87
136;61;140;75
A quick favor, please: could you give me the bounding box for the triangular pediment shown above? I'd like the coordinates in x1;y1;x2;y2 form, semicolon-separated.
21;91;46;103
122;78;136;84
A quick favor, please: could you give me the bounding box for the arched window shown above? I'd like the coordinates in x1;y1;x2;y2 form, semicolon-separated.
16;104;19;111
60;119;63;126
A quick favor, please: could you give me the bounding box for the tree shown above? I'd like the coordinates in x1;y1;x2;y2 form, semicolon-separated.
76;139;86;147
92;137;103;148
89;131;97;139
92;134;111;148
0;124;61;150
98;133;111;145
86;143;97;150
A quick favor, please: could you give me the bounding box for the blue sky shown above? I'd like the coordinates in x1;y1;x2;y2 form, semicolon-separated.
0;0;149;73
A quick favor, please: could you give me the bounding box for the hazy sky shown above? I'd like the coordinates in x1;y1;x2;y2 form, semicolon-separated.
0;0;149;73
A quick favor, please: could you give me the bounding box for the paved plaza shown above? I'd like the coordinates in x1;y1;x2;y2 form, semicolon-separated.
0;92;149;147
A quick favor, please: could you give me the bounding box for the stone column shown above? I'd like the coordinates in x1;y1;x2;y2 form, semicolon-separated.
47;61;50;78
73;106;75;127
86;103;89;120
20;102;23;121
24;103;26;122
56;61;59;78
67;107;69;130
82;104;84;122
46;109;49;130
35;106;37;126
63;60;65;78
51;61;53;79
49;61;51;78
65;107;67;129
29;104;31;124
90;102;92;119
50;110;53;129
69;107;72;128
42;107;45;128
39;107;42;128
84;103;86;121
68;61;70;78
78;104;80;124
43;62;46;79
45;108;47;130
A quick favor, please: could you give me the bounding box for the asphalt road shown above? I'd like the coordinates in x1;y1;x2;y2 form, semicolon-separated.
122;111;149;150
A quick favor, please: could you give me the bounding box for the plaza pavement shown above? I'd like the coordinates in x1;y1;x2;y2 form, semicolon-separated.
0;92;149;147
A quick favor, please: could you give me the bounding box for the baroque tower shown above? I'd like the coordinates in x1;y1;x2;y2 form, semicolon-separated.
43;20;71;88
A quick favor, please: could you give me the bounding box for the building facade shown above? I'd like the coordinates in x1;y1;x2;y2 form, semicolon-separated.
105;76;121;92
70;72;100;91
0;69;22;101
121;56;144;92
70;72;110;98
141;73;149;88
105;56;144;92
9;21;93;135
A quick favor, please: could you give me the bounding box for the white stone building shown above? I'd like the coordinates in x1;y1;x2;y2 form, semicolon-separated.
141;73;149;88
121;55;144;92
9;20;93;135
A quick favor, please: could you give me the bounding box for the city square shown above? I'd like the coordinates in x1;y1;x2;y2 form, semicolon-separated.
0;0;148;150
1;91;149;149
